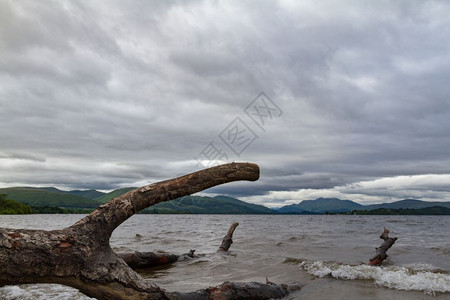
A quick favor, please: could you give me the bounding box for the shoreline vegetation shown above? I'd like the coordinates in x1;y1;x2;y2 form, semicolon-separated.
0;194;32;214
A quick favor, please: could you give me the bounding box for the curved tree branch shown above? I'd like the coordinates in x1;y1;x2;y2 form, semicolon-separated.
71;162;259;241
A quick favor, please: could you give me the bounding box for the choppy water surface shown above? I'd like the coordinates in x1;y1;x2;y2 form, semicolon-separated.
0;214;449;299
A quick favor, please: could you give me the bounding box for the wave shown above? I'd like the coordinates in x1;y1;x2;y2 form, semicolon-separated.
283;257;306;264
0;284;93;300
299;260;450;295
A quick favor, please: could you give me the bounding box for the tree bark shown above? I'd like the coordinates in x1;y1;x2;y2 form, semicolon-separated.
0;162;292;299
368;227;398;266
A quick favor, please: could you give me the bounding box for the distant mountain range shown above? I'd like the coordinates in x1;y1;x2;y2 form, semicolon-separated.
277;197;363;213
144;195;274;214
276;197;450;214
363;199;450;210
1;186;449;215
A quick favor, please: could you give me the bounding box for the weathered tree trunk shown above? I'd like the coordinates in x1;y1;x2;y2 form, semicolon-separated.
368;227;398;266
121;222;239;270
0;163;292;299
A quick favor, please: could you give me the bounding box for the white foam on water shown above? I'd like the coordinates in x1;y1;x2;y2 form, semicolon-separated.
300;260;450;295
0;284;93;300
0;286;31;299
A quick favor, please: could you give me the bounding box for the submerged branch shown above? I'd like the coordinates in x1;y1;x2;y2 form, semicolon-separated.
368;227;398;266
218;222;239;252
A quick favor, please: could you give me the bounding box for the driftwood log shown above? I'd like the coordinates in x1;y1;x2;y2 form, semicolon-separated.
368;227;398;266
0;162;292;299
120;222;238;269
118;252;180;269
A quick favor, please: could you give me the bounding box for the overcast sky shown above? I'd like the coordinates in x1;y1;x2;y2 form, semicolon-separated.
1;0;450;207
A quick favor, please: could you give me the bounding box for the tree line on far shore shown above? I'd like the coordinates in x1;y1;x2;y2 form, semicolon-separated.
327;206;450;215
0;194;32;214
0;194;92;214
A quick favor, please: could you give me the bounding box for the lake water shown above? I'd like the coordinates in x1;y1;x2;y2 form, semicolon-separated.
0;214;449;299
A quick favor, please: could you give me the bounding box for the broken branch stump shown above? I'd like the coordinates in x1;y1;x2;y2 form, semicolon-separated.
368;227;398;266
218;222;239;252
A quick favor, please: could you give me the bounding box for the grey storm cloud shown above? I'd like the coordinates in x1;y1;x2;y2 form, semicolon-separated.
1;0;450;205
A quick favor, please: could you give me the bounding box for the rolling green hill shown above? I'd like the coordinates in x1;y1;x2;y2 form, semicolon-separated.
278;197;363;213
67;189;105;199
94;187;136;203
22;187;105;200
0;187;102;208
144;195;275;214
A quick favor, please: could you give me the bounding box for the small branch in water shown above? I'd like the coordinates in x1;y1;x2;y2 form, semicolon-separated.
368;227;398;266
218;222;239;252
